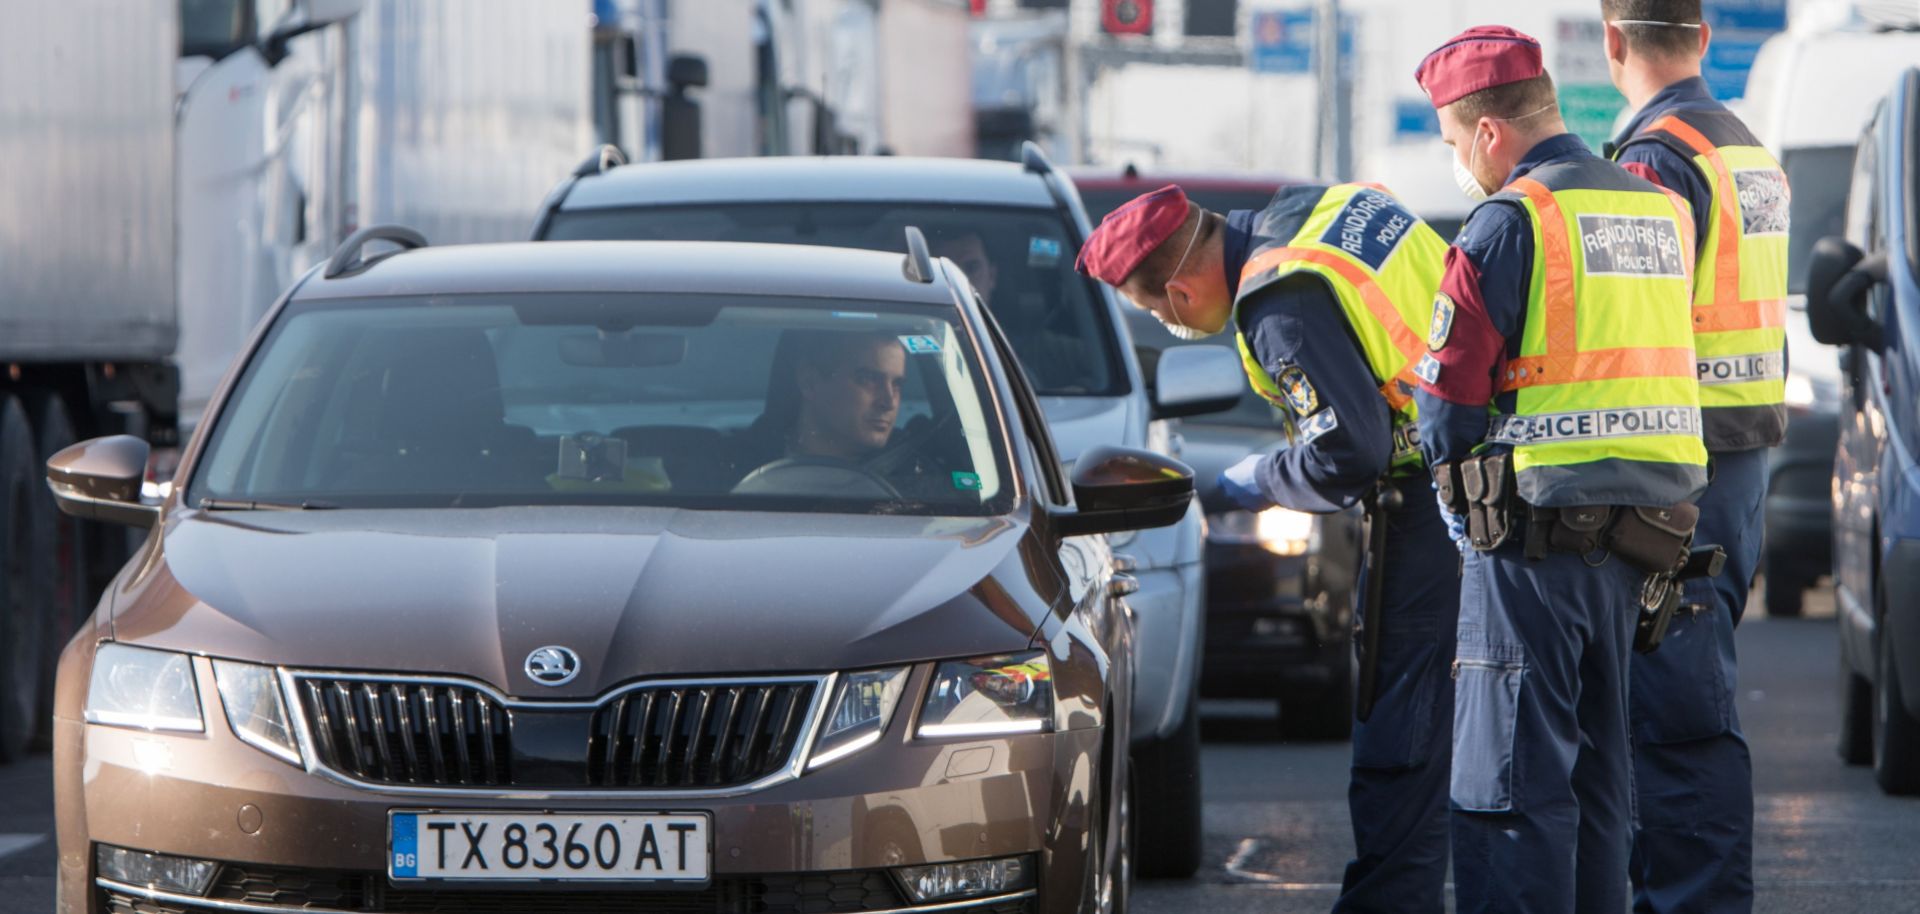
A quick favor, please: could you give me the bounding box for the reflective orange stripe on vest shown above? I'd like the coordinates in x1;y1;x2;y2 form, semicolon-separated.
1498;177;1697;392
1647;114;1788;334
1239;244;1423;409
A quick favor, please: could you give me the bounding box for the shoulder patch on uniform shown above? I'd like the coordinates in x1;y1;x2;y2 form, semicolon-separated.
1413;353;1442;385
1278;365;1319;416
1732;169;1790;236
1298;408;1339;444
1317;188;1419;272
1427;292;1456;351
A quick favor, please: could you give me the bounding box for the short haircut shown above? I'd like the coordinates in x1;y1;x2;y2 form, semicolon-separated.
1603;0;1704;60
1448;73;1559;124
1127;204;1215;291
795;331;904;377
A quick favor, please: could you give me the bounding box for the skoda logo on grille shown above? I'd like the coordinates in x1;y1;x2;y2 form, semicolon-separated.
524;646;581;686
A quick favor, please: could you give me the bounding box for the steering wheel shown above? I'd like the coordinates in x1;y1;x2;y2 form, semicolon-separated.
732;456;903;500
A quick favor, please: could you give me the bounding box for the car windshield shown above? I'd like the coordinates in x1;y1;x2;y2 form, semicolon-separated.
545;203;1126;398
1783;146;1853;294
188;293;1014;515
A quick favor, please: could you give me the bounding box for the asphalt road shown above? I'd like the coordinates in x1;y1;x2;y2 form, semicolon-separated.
2;582;1914;913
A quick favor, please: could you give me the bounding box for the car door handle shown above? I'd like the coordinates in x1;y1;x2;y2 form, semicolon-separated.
1108;573;1139;598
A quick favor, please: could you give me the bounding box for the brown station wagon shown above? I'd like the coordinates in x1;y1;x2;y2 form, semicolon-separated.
44;227;1203;914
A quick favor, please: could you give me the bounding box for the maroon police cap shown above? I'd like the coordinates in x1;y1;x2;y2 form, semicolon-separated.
1074;185;1190;287
1415;25;1545;110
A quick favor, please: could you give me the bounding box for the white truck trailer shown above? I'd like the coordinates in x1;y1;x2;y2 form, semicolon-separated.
0;0;592;763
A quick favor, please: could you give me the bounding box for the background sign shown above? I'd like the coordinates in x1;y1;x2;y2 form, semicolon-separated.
1250;8;1352;75
1554;17;1628;151
1702;0;1788;99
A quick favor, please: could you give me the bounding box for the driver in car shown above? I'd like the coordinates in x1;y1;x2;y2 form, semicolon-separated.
790;332;906;460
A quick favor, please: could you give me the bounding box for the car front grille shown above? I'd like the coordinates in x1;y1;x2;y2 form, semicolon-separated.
290;674;821;791
587;682;816;788
296;679;514;786
102;862;1037;913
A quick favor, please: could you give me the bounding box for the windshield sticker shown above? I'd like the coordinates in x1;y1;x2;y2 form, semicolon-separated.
1298;407;1339;444
1279;365;1319;416
832;310;879;320
1028;236;1063;267
899;335;942;354
1428;293;1456;350
951;471;983;491
1733;169;1790;236
1577;214;1687;278
1317;188;1418;272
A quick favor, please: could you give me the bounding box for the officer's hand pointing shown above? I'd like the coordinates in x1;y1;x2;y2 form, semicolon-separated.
1218;454;1274;513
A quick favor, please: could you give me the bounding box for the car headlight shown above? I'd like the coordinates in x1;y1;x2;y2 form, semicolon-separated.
1206;507;1316;556
806;667;910;770
212;659;302;766
917;651;1053;738
85;643;204;732
1784;373;1816;408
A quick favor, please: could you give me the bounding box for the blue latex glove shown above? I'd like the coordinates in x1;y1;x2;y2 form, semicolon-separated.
1218;454;1274;513
1435;486;1468;551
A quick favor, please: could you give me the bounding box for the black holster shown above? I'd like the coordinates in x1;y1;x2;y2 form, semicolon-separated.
1432;454;1517;553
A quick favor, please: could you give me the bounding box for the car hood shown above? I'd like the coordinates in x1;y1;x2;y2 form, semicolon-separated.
1038;395;1137;462
112;507;1052;699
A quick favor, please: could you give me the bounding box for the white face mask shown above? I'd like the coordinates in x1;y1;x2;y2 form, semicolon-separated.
1156;216;1221;340
1453;129;1490;201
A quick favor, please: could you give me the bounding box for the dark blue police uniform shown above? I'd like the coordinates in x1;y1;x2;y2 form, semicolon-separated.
1613;76;1760;914
1222;205;1461;914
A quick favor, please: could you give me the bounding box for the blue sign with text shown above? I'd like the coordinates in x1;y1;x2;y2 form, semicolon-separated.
1250;8;1353;75
1701;0;1787;99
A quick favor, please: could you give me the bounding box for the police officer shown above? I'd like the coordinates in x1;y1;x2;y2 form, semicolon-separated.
1601;4;1788;909
1413;27;1709;913
1075;182;1459;913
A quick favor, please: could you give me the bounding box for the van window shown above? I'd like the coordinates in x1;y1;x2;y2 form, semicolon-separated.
1784;145;1858;294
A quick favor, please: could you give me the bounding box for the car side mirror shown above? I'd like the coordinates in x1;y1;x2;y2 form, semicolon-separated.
1053;445;1195;537
1152;344;1243;420
46;436;159;529
1805;235;1887;353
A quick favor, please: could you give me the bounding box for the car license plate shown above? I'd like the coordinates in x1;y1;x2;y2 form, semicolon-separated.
388;811;710;883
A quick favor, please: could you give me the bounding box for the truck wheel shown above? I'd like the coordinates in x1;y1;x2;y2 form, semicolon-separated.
1873;623;1920;794
1764;569;1805;619
1134;693;1202;879
24;391;88;745
0;396;49;762
1281;638;1354;741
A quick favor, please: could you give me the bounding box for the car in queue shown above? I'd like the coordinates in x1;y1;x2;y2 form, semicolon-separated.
527;143;1245;877
46;226;1197;913
1740;23;1920;615
1804;66;1920;795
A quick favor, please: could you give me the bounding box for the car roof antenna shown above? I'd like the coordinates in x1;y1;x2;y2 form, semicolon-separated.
903;226;936;284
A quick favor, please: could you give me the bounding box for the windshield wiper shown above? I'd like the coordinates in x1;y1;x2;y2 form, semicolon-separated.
198;498;338;511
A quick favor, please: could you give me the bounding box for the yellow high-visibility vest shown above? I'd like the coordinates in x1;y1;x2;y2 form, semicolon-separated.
1482;157;1709;508
1617;108;1790;451
1232;183;1449;474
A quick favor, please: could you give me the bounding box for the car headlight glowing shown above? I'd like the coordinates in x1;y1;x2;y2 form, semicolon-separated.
806;667;909;770
85;643;204;732
917;651;1053;738
1206;507;1316;556
212;659;302;766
